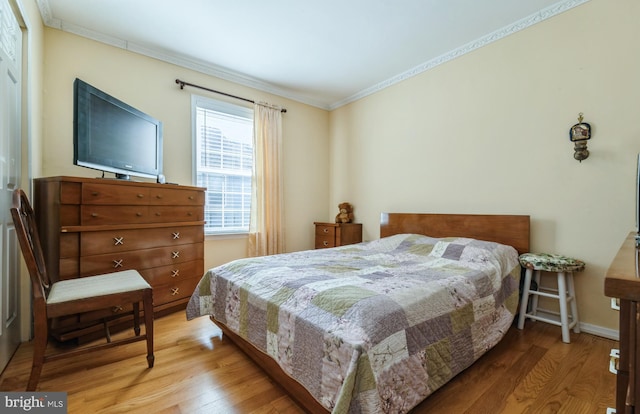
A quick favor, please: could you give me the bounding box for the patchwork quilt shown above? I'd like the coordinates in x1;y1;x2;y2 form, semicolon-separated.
186;234;521;413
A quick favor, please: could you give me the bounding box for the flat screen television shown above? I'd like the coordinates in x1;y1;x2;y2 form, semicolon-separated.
73;78;163;180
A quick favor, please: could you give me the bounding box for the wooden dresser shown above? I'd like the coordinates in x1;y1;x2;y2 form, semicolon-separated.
34;176;205;341
605;231;640;413
314;222;362;249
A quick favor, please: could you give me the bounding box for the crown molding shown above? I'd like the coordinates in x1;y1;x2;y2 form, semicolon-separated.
37;0;590;112
329;0;592;110
35;0;330;110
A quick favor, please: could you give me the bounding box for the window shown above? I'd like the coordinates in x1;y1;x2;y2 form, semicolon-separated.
193;96;253;235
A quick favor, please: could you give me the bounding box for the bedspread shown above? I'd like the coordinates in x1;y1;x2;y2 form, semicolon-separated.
186;234;521;414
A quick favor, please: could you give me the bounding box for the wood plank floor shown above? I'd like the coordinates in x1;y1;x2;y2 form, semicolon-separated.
0;311;617;413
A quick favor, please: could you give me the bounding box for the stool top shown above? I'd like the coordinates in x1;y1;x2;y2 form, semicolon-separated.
519;252;585;273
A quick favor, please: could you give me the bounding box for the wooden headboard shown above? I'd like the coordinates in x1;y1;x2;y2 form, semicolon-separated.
380;213;530;255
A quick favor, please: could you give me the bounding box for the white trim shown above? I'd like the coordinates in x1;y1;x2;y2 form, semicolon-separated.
36;0;591;110
579;321;619;341
192;95;254;236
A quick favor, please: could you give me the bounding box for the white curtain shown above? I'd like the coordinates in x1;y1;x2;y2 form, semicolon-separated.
248;103;284;257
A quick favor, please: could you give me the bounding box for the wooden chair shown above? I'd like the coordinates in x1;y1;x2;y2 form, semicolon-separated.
10;188;154;391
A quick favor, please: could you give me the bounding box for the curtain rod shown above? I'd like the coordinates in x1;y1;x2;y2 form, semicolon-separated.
175;79;287;113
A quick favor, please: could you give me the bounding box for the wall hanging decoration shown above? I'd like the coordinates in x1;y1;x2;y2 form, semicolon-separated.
569;112;591;162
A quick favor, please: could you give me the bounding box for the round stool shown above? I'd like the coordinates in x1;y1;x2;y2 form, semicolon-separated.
517;252;585;343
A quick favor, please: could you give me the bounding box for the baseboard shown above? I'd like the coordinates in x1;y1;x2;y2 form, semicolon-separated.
579;322;619;341
519;308;619;341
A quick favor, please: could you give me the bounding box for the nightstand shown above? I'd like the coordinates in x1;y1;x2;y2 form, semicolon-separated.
314;222;362;249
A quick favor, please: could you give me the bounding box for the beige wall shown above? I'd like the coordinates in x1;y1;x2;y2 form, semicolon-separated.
36;0;638;335
40;29;330;270
329;0;640;334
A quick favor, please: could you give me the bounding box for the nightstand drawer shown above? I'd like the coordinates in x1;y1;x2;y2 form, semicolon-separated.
315;225;336;238
313;222;362;249
315;235;336;249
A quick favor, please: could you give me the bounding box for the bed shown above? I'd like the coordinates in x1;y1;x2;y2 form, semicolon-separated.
186;213;530;413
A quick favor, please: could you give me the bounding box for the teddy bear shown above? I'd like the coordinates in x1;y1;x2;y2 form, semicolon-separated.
335;202;355;223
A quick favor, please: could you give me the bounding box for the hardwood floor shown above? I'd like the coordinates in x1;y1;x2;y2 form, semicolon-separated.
0;311;617;413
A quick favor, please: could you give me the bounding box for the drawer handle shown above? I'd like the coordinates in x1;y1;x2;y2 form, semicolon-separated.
113;259;123;268
172;251;180;259
113;237;124;246
91;191;99;196
323;228;329;233
155;212;161;216
136;212;143;217
188;196;194;200
609;348;620;374
172;232;180;240
112;305;123;313
171;287;180;296
171;269;179;278
187;212;193;216
91;212;99;218
156;194;163;199
137;193;144;198
323;241;329;247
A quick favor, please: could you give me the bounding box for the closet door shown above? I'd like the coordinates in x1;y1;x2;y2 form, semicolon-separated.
0;0;22;372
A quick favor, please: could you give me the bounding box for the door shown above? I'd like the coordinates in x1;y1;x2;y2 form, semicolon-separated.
0;0;22;372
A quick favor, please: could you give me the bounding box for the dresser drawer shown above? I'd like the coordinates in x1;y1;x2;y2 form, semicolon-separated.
82;183;150;205
140;260;204;287
80;226;204;256
81;205;204;225
60;233;79;258
59;257;79;280
60;204;81;226
79;243;204;276
149;206;204;222
148;187;204;206
152;277;200;305
59;181;82;204
82;205;150;225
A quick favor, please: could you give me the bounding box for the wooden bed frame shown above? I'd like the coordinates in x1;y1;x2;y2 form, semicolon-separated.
380;213;530;255
213;213;530;413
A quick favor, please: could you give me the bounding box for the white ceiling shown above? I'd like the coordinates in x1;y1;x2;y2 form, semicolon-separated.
36;0;588;110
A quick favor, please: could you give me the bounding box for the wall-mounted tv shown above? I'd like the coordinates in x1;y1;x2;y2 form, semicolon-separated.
73;78;163;180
